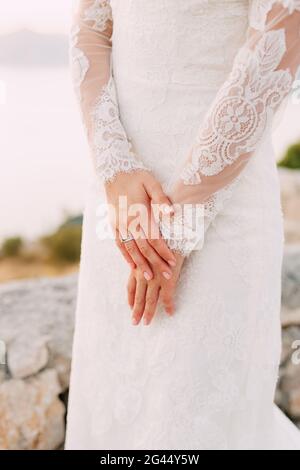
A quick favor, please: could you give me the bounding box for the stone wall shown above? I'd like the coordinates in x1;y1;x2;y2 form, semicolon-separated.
278;245;300;426
278;170;300;427
280;168;300;244
0;275;76;450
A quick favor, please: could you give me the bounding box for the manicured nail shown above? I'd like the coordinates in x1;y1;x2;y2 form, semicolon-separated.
132;317;138;325
144;272;152;281
144;317;150;325
168;260;176;267
163;271;172;280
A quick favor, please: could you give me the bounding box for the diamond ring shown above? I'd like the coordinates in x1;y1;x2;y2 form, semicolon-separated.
121;234;134;244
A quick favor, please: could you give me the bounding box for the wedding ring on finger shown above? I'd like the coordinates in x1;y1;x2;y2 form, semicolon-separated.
121;234;134;244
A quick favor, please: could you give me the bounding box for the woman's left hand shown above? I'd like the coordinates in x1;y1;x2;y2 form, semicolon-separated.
127;252;185;325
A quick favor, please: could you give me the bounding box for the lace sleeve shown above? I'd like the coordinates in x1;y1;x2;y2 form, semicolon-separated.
70;0;149;183
161;1;300;257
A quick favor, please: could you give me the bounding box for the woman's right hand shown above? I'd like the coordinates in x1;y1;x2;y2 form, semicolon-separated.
105;170;177;281
127;251;185;326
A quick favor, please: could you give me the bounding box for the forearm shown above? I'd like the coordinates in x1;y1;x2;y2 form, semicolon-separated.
70;0;149;184
162;1;300;257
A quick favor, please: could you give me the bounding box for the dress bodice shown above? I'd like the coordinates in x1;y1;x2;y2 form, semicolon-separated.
110;0;249;91
109;0;251;188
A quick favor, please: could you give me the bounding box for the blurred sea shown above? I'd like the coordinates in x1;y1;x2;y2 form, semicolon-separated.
0;65;299;241
0;65;89;241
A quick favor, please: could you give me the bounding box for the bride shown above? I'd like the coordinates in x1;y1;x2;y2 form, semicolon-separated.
66;0;300;450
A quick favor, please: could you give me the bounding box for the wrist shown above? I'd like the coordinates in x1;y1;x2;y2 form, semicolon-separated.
159;203;205;257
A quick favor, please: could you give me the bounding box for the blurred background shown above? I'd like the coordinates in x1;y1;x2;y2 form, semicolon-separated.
0;0;89;282
0;0;299;451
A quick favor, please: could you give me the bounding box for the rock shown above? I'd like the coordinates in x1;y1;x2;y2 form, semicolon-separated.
280;168;300;243
281;359;300;393
281;332;294;365
0;274;77;388
0;369;65;450
48;356;71;393
282;245;300;310
0;368;6;384
277;324;300;421
290;389;300;419
0;275;77;449
8;338;49;379
281;307;300;328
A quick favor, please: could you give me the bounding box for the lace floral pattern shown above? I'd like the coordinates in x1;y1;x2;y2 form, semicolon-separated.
84;0;112;31
66;0;300;450
92;78;148;182
181;29;292;184
159;205;205;256
160;180;239;256
70;0;150;183
160;0;300;257
249;0;300;30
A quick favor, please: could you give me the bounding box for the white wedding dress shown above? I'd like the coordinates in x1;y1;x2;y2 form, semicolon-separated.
65;0;300;450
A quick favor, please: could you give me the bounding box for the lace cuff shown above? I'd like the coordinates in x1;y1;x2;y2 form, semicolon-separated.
167;1;300;257
159;205;205;257
70;0;149;184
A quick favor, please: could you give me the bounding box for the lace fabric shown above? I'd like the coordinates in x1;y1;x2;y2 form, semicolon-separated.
66;1;300;450
165;1;300;255
249;0;300;29
71;1;300;256
70;0;149;183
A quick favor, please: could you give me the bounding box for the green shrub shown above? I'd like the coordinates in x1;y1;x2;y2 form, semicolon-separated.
1;237;23;257
278;143;300;170
43;225;82;263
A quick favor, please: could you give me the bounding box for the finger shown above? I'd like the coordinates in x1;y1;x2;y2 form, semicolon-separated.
143;284;160;326
144;179;174;215
160;285;175;316
139;206;176;267
144;181;177;265
132;277;147;325
115;230;136;269
124;239;153;281
127;273;136;309
135;232;173;280
148;233;177;268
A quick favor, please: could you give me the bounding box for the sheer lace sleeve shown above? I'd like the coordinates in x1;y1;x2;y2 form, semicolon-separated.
70;0;149;183
161;1;300;257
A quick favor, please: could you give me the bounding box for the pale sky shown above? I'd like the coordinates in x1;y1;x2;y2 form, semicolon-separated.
0;0;74;34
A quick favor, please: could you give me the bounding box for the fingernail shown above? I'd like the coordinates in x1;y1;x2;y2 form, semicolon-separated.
144;272;152;281
168;260;176;267
143;317;150;325
132;317;138;325
163;271;172;280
